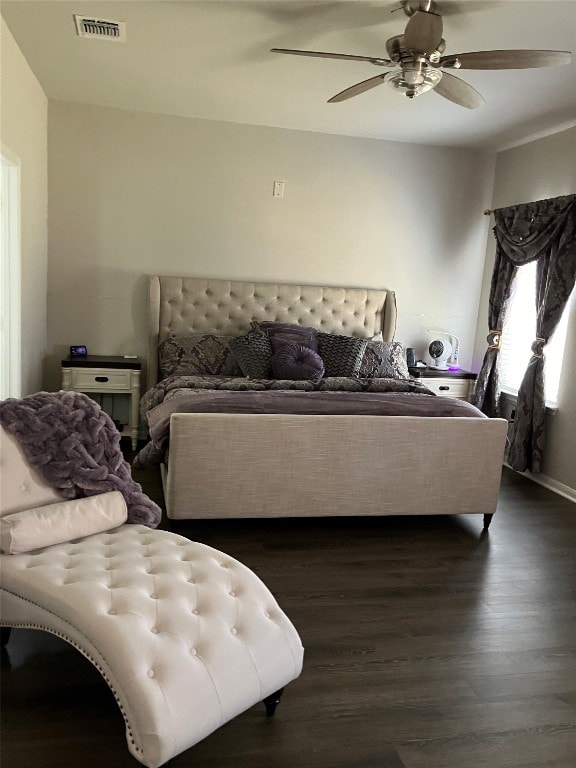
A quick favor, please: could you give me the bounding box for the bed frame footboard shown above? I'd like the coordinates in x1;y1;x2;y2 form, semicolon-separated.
163;414;508;521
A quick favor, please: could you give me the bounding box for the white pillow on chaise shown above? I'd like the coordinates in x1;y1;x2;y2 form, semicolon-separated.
0;427;127;554
0;492;128;554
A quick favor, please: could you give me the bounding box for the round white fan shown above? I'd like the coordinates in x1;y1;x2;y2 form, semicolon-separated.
428;338;452;369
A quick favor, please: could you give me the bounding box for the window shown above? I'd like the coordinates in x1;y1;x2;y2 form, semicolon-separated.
499;261;572;407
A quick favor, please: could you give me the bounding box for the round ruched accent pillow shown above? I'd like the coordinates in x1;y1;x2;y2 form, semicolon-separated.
271;339;325;381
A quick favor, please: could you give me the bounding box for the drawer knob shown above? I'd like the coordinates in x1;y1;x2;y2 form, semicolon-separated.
95;376;109;382
439;385;450;391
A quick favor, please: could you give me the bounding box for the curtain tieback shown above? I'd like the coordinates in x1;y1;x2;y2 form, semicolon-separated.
531;337;547;358
486;330;502;350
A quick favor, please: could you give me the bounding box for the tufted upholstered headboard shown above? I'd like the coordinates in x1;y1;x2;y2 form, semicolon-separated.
147;276;397;390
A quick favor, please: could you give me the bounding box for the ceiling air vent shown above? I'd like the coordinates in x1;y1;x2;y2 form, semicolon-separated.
74;15;126;42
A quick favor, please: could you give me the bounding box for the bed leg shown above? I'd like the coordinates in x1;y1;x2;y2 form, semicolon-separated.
482;514;494;532
1;627;12;647
263;687;284;717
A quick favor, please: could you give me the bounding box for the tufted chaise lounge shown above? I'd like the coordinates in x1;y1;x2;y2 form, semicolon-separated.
0;427;304;767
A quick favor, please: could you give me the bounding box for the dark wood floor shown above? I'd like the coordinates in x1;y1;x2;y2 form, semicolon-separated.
1;456;575;768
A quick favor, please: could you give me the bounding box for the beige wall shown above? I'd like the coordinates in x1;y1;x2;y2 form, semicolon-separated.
47;100;494;388
473;127;576;493
0;19;48;395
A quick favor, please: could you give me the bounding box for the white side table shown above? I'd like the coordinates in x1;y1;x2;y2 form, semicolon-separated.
409;368;478;402
61;355;141;450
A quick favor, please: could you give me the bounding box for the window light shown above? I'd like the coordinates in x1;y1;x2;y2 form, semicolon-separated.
499;261;572;408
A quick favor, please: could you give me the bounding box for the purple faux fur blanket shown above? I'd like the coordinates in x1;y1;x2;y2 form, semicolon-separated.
0;391;161;527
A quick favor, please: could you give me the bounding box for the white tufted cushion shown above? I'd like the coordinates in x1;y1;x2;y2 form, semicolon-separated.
0;427;64;516
147;276;397;389
0;525;303;767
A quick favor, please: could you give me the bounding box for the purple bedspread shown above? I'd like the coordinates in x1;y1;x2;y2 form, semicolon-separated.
134;375;485;468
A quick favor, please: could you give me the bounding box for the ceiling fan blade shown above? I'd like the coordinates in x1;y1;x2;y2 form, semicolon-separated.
403;10;443;53
433;72;485;109
271;48;392;66
328;74;388;103
440;49;572;70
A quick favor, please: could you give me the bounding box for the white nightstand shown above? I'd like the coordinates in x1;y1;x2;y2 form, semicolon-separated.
409;368;477;401
61;355;142;450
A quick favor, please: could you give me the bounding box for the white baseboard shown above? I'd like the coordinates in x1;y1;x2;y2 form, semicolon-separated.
504;462;576;503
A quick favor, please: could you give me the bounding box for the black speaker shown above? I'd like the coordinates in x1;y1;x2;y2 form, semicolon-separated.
406;348;416;367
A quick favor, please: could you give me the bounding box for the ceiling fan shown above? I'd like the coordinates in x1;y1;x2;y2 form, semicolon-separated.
271;0;572;109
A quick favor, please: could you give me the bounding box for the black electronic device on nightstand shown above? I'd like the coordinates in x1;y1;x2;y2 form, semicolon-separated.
69;345;88;357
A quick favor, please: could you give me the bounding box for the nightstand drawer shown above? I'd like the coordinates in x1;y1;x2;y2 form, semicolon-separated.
61;355;141;450
426;379;471;399
70;369;132;391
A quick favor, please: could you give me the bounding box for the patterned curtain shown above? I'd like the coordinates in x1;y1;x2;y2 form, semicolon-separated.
472;248;516;418
474;194;576;472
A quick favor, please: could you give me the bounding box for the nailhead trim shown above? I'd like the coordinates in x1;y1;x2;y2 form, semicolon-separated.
0;600;142;755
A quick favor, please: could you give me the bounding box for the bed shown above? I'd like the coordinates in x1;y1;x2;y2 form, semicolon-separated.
141;275;507;526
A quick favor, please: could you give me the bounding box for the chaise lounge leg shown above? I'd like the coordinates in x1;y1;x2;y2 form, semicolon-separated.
482;513;493;532
263;687;284;717
1;627;12;646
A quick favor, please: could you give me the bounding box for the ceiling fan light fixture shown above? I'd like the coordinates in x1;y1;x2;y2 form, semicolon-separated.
273;4;572;110
403;61;426;84
385;67;442;98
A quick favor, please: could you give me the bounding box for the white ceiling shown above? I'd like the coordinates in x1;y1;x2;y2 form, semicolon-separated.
3;0;576;149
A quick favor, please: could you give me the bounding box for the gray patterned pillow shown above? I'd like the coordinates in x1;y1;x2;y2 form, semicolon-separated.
228;331;273;379
359;341;410;379
317;333;368;377
159;334;241;378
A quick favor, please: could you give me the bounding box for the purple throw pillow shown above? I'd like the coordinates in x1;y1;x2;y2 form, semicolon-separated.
251;321;319;351
271;337;325;381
